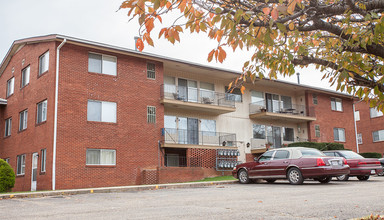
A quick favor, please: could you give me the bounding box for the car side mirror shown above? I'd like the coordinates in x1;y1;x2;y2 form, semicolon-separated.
254;157;258;162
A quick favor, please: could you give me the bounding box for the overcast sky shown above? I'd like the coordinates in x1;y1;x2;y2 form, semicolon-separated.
0;0;336;90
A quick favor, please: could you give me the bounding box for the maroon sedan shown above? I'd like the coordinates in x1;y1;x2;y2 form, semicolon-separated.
233;147;350;185
323;150;383;181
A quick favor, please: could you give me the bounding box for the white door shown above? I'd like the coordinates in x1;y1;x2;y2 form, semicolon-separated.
31;153;38;191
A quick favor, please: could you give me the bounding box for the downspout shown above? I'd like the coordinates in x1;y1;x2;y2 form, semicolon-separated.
52;39;66;190
353;99;363;153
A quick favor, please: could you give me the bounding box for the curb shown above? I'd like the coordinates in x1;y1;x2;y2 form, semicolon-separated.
0;180;237;200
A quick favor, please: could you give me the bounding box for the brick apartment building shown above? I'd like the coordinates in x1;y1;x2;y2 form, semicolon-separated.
354;101;384;155
0;35;357;191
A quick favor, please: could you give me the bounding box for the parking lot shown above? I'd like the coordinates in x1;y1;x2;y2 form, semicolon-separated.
1;177;384;220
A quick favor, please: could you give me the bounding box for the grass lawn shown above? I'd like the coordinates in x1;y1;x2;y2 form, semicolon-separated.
191;176;237;182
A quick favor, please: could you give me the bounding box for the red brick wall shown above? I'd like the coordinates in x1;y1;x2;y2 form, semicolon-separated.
245;153;255;162
0;42;57;191
54;43;164;189
355;101;384;154
306;91;357;151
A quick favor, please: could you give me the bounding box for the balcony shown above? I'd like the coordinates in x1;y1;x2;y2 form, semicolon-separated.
161;128;237;149
250;136;308;154
249;101;316;122
160;84;236;114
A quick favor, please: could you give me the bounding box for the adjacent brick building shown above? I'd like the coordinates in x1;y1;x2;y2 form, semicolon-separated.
0;35;358;191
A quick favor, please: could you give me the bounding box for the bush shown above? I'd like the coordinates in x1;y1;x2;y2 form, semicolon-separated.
360;152;382;158
287;142;345;151
0;159;15;192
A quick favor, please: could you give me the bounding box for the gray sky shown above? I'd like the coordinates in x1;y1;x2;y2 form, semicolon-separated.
0;0;335;90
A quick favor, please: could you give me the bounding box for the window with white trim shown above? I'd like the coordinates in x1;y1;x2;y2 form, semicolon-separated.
4;117;11;137
333;128;345;142
87;100;117;123
370;108;383;118
16;154;26;175
253;124;266;139
201;119;216;136
147;63;155;79
19;109;28;131
39;51;49;75
36;100;47;124
331;97;343;111
86;149;116;165
315;125;320;138
373;130;384;142
355;111;360;121
41;149;46;172
357;133;363;144
312;94;318;105
88;53;117;76
147;106;156;124
6;77;14;97
21;66;30;88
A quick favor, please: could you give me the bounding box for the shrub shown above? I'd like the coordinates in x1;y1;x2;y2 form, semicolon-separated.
287;142;344;151
360;152;382;158
0;159;15;192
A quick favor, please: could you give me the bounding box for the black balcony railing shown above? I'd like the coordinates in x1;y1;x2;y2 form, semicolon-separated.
162;128;236;147
249;100;315;117
250;136;308;150
161;84;235;108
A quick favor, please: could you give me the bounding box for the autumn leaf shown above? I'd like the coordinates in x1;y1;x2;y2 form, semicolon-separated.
136;37;144;51
262;7;271;15
271;8;278;20
208;49;215;62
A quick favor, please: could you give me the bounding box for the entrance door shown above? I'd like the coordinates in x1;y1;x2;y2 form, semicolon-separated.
31;153;38;191
272;127;282;148
178;117;188;144
266;93;280;113
178;79;188;101
187;118;199;145
187;80;198;102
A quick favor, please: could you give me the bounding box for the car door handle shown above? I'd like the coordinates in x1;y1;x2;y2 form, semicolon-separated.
283;161;289;164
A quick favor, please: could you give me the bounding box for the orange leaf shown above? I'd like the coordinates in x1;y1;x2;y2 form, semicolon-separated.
218;47;226;63
240;86;245;94
157;15;162;23
262;7;271;15
136;38;144;51
207;49;215;62
159;28;167;38
166;1;172;9
145;18;155;33
271;8;278;20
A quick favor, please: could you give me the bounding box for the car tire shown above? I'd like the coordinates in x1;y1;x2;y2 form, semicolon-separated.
377;170;384;176
336;175;349;181
238;169;250;184
317;177;332;184
357;175;370;181
266;179;276;184
287;168;304;185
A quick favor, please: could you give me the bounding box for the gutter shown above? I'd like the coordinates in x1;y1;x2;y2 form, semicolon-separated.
52;39;67;190
353;99;363;153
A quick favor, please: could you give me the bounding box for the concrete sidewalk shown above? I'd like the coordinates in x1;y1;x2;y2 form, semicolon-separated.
0;180;237;200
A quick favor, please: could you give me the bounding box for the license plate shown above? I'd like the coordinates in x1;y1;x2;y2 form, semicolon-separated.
371;170;376;174
331;161;339;166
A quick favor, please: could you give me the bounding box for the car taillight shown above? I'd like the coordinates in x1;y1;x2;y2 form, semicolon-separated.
317;158;326;166
374;161;381;165
343;158;347;165
358;162;367;165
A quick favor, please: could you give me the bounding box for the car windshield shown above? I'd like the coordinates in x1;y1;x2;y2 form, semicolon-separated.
300;149;325;157
340;151;364;159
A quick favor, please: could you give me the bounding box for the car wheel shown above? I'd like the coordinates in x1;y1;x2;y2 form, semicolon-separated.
317;177;332;184
266;179;276;184
336;175;349;181
238;169;250;184
357;175;370;181
377;170;384;176
287;168;304;185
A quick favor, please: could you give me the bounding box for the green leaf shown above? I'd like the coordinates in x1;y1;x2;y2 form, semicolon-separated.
276;23;287;33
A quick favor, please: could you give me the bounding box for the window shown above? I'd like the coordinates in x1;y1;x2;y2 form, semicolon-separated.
39;51;49;75
147;106;156;124
315;125;320;138
21;66;30;88
164;76;176;94
86;149;116;165
225;86;242;102
373;130;384;142
147;63;155;79
6;77;14;97
370;108;383;118
201;119;216;136
283;127;294;141
88;53;117;76
4;117;11;137
281;96;292;109
251;91;264;104
36;100;47;124
4;158;9;163
355;111;360;121
41;149;46;172
16;154;26;175
200;82;215;102
333;128;346;142
19;109;28;131
258;151;274;162
331;97;343;111
357;133;363;144
273;150;290;160
253;124;266;139
87;100;117;123
313;94;318;105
